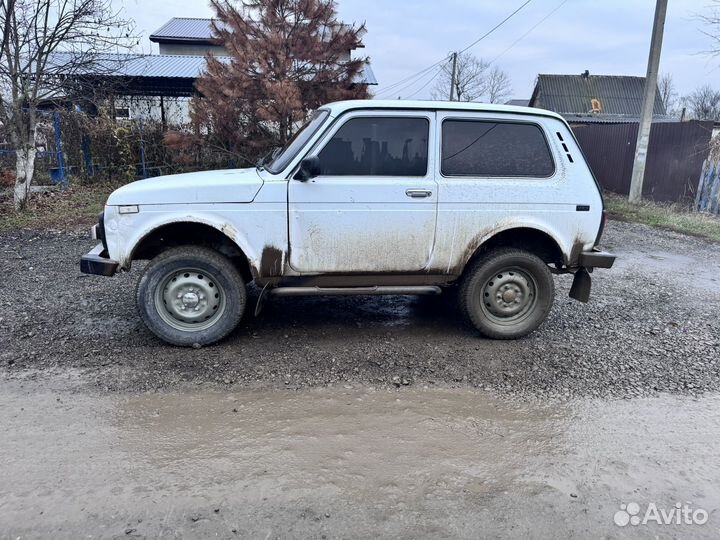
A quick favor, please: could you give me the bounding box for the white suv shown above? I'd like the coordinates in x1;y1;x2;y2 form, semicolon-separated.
81;100;615;346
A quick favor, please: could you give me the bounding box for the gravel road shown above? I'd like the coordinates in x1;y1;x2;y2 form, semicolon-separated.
1;220;719;399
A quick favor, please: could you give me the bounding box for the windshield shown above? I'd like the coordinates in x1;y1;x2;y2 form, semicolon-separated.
266;109;330;174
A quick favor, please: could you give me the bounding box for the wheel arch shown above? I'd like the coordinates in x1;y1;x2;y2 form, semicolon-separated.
460;225;567;276
125;219;255;283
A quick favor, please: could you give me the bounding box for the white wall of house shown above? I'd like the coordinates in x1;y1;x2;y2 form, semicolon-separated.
113;96;191;126
157;41;353;61
158;43;228;56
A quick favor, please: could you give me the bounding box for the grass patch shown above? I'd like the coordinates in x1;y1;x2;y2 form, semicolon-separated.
605;192;720;242
0;181;120;233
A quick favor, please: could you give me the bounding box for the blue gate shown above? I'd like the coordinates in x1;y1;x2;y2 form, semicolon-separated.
0;111;67;187
696;160;720;215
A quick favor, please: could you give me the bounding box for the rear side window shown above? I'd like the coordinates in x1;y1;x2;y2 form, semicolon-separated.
441;120;554;177
318;117;429;176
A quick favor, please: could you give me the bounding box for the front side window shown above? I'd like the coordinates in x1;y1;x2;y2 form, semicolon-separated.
267;109;329;173
318;117;429;176
441;120;554;177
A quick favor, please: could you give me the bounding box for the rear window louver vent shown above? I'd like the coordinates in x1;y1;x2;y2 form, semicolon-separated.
557;132;574;163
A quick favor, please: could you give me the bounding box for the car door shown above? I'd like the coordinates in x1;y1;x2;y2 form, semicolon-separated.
431;111;564;271
287;111;438;273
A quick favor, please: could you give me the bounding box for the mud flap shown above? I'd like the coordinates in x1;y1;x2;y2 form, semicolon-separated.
569;268;592;303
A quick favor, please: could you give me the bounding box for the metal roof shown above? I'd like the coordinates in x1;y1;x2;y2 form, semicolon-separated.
51;52;209;78
50;52;377;87
109;54;209;78
150;18;221;42
530;74;666;116
360;64;377;85
504;98;529;107
149;17;362;45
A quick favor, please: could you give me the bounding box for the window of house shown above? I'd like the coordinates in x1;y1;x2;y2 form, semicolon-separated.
318;117;429;176
441;120;554;177
114;108;130;120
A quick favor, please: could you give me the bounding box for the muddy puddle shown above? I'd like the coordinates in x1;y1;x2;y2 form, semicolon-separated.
613;246;720;293
2;377;720;538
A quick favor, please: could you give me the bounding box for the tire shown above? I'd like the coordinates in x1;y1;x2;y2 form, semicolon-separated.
458;248;554;339
136;246;246;346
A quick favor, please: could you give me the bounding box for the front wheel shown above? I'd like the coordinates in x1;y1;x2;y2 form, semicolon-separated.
136;246;246;346
459;248;554;339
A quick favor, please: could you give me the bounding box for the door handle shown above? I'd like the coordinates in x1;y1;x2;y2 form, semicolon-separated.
405;189;432;198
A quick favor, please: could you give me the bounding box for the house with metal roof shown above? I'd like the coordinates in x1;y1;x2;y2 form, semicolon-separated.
146;17;374;80
529;71;667;124
50;17;376;124
150;18;229;56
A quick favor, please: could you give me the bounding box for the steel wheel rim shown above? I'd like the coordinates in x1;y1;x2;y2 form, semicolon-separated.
479;266;538;325
154;267;227;332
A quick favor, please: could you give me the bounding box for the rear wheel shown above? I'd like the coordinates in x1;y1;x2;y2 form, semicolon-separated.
459;248;554;339
136;246;246;346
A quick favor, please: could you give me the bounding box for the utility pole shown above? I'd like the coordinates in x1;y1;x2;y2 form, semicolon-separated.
448;52;458;101
628;0;668;203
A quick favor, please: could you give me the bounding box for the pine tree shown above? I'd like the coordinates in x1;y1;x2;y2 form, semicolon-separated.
190;0;369;163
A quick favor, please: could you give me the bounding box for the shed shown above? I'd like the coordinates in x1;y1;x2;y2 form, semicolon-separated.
529;72;666;119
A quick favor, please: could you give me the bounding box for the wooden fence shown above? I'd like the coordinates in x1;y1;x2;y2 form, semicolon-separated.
696;160;720;214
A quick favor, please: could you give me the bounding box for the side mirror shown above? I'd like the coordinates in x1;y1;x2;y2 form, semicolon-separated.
297;156;321;181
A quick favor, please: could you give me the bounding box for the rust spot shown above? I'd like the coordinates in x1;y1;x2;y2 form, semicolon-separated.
259;246;285;277
221;223;239;242
568;234;584;266
447;221;510;275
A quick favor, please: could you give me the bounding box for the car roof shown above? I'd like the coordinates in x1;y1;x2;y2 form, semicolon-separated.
322;99;566;122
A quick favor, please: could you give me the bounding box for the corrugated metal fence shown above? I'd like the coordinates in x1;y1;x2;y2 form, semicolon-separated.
571;120;713;203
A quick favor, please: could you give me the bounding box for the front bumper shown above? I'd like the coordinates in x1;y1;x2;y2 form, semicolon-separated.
80;243;118;276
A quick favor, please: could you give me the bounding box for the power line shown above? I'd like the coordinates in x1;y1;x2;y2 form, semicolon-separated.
375;0;534;98
457;0;533;55
486;0;569;67
377;63;444;99
375;57;450;97
404;66;445;99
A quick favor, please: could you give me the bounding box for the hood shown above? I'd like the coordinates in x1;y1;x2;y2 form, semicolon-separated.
106;168;264;206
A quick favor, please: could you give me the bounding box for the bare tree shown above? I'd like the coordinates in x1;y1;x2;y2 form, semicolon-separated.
430;52;512;104
699;1;720;57
683;85;720;120
658;72;677;114
0;0;136;210
485;65;512;104
430;52;488;102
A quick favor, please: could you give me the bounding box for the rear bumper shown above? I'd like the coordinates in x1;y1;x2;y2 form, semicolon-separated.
80;243;118;277
578;249;616;269
569;249;616;303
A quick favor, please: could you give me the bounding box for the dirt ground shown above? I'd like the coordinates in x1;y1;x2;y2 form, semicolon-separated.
2;376;720;539
1;219;719;398
2;219;720;538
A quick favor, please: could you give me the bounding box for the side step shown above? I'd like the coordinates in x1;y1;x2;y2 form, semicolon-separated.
269;285;442;297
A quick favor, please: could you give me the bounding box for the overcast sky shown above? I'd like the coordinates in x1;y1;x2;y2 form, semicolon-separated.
119;0;720;101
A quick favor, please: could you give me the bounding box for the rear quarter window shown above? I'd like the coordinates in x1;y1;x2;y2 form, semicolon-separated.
441;120;555;178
